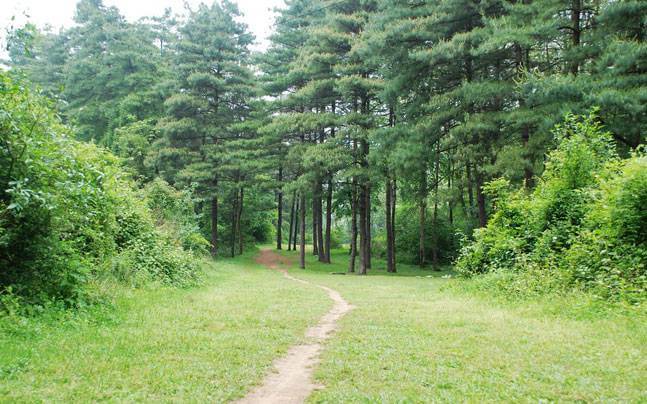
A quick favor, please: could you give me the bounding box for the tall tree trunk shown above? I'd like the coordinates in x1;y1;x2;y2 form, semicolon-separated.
299;192;306;269
419;167;428;268
210;195;218;258
391;178;397;272
447;159;454;225
277;167;283;250
293;196;299;251
349;179;358;273
366;183;372;269
466;162;475;221
230;191;237;258
570;0;582;75
312;186;318;256
359;182;368;275
324;177;332;263
288;191;296;251
432;142;440;268
317;181;325;262
358;134;369;275
476;170;487;228
385;177;395;273
238;187;244;256
386;107;397;273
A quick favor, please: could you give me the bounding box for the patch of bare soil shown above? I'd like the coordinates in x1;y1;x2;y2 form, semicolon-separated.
236;249;353;404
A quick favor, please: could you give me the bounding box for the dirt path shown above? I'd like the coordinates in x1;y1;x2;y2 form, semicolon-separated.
236;249;353;404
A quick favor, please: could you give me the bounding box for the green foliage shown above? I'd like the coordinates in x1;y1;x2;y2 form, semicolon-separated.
565;152;647;301
0;72;201;309
456;113;646;302
144;178;210;255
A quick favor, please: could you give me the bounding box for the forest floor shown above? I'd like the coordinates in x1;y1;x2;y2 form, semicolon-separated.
1;248;645;402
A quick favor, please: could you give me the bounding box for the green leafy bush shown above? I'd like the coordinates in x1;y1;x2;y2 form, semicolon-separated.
456;112;646;302
144;178;210;255
0;72;202;309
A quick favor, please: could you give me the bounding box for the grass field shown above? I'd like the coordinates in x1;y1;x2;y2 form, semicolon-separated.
0;252;330;402
277;248;647;403
1;247;645;402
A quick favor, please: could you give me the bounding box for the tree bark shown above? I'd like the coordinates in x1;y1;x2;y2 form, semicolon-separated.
366;183;372;269
432;142;440;268
476;170;488;228
570;0;582;75
359;182;368;275
392;178;397;272
386;107;397;273
466;162;475;221
277;167;283;250
312;186;318;256
293;196;299;251
316;181;325;262
385;177;395;273
324;177;332;263
238;187;244;256
210;195;218;258
349;178;358;273
288;191;296;251
447;159;454;225
230;191;237;258
419;167;428;268
299;192;306;269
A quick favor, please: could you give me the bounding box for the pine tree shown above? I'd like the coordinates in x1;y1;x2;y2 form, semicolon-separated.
159;1;255;257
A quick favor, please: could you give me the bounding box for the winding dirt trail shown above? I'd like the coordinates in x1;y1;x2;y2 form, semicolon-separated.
236;249;353;404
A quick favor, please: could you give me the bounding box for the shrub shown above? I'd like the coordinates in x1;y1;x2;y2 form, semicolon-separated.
456;112;646;302
144;178;209;255
0;72;203;308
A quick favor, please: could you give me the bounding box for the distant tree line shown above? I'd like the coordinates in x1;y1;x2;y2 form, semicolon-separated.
5;0;645;278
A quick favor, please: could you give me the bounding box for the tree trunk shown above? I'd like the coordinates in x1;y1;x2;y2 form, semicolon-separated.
277;167;283;250
391;178;397;272
366;183;372;269
386;107;397;273
349;177;358;273
293;196;299;251
324;177;332;263
570;0;582;75
466;162;475;221
476;170;487;228
358;135;369;275
358;182;368;275
299;192;306;269
385;177;395;273
317;181;325;262
288;191;296;251
447;159;454;225
210;195;218;258
230;191;237;258
432;142;440;268
238;187;244;256
419;167;428;268
312;187;318;256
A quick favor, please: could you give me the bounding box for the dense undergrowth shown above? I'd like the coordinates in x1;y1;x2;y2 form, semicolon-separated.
456;112;646;304
0;72;207;312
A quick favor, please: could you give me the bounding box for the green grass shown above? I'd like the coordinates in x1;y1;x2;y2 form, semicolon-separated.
0;251;330;402
2;247;645;402
277;248;647;403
